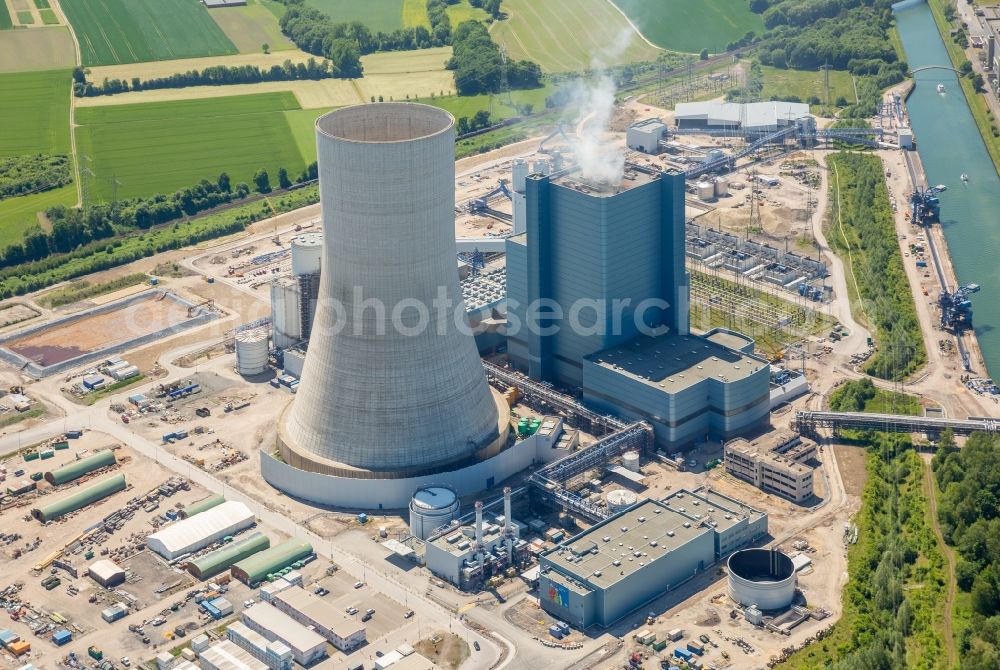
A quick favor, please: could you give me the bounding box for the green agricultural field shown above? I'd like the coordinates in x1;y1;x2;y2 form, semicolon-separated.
610;0;763;53
284;108;324;163
0;26;76;72
304;0;403;32
0;69;71;157
0;2;11;29
402;0;429;28
208;0;294;53
760;65;856;106
61;0;238;66
75;92;307;200
490;0;659;72
34;0;50;8
445;1;488;25
0;184;75;247
16;11;33;25
39;8;57;24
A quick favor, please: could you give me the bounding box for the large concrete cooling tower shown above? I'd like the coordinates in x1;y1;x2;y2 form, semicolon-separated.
276;103;510;486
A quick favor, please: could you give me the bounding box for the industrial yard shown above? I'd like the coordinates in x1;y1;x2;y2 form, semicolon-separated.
0;88;987;670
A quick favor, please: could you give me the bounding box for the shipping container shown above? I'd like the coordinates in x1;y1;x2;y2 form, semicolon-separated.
673;647;691;660
39;449;54;460
652;640;667;652
53;441;69;450
667;628;683;641
8;641;30;656
686;641;704;655
65;430;82;439
23;452;39;462
52;629;72;646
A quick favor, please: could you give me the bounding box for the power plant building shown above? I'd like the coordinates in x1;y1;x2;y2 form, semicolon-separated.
505;164;770;449
506;165;689;388
262;103;533;510
724;432;816;503
539;490;766;628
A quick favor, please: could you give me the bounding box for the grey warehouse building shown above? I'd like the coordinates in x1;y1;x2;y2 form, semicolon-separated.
505;163;770;449
538;490;766;628
582;329;771;446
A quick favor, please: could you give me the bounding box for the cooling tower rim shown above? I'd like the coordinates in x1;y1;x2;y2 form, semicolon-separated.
727;548;795;582
316;103;454;145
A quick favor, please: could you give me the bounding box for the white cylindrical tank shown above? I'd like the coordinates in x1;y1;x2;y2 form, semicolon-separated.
696;181;715;201
280;103;506;476
727;549;797;611
235;329;269;376
291;232;323;277
714;177;729;197
531;158;550;176
409;485;460;540
622;451;640;472
270;278;301;350
606;489;638;514
512;157;529;192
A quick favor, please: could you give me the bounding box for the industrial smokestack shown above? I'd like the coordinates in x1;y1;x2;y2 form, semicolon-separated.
503;486;513;563
475;500;485;569
276;104;508;478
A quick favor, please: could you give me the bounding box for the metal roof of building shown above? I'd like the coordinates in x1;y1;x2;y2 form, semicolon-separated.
32;473;126;522
199;640;267;670
44;449;117;486
663;488;766;533
272;587;365;638
542;498;710;589
674;101;810;129
231;539;312;584
586;333;768;393
88;559;125;581
147;501;255;559
242;602;326;654
185;532;270;579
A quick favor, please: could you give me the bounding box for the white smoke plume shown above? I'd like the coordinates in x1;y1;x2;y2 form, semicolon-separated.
564;28;636;185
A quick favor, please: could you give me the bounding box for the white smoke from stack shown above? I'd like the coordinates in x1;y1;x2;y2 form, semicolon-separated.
564;28;635;185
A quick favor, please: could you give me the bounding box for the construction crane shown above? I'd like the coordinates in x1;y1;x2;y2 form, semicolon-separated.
468;179;513;217
939;283;980;331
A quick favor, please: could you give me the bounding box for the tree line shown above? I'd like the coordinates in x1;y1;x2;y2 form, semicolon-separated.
71;59;333;97
0;154;71;200
827;152;925;380
448;20;541;95
0;161;317;270
0;187;319;300
933;431;1000;669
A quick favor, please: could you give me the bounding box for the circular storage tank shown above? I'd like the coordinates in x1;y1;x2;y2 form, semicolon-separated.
290;232;323;277
714;177;729;197
622;451;641;472
606;489;638;514
235;329;270;376
727;549;797;610
696;181;715;201
409;485;460;540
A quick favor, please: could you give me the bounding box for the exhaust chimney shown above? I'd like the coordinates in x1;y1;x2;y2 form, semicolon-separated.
503;487;514;563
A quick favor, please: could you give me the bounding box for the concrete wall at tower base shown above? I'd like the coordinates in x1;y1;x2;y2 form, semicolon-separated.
260;438;536;510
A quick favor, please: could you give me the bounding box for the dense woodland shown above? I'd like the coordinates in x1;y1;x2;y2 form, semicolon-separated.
933;432;1000;668
447;20;541;95
72;59;334;97
734;0;906;115
0;154;71;200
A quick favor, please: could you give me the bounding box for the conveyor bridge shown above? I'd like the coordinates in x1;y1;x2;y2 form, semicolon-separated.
794;410;1000;435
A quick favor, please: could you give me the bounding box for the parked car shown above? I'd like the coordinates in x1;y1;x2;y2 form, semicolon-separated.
346;607;358;615
354;581;365;589
404;610;414;619
473;642;480;652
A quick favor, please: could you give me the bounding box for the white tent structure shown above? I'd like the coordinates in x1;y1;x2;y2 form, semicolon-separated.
147;501;255;560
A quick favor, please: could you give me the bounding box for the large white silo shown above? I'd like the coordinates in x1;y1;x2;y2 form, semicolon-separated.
290;232;323;277
276;103;510;481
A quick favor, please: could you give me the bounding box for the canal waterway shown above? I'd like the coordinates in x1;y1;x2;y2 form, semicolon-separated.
894;0;1000;377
